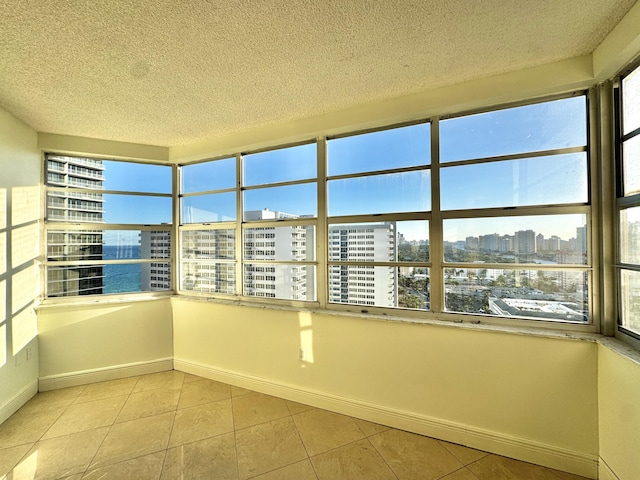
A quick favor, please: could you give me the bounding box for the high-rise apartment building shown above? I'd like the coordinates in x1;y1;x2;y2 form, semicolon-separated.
243;209;315;300
514;229;536;254
327;222;398;307
140;231;171;291
45;154;105;296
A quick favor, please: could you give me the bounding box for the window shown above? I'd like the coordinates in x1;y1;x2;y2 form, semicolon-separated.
44;155;173;296
180;157;237;295
439;95;590;323
242;143;317;301
327;123;431;311
179;143;318;302
174;94;593;327
617;63;640;338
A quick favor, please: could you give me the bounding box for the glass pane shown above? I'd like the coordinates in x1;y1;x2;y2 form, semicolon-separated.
440;96;587;162
622;135;640;196
243;143;316;186
244;226;315;261
182;230;235;260
328;265;429;310
101;195;172;224
328;171;430;217
244;183;317;219
47;230;104;261
620;269;640;335
328;123;430;176
101;161;172;193
182;158;236;193
181;261;236;295
46;156;172;193
46;230;171;262
444;268;588;322
46;155;105;190
244;264;316;301
620;206;640;264
328;222;428;263
441;153;587;210
444;214;588;264
182;192;236;223
47;262;171;296
47;190;104;222
622;66;640;135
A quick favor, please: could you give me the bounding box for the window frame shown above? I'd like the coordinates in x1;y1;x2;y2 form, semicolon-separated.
173;95;598;332
325;121;432;314
43;92;601;333
42;153;175;300
614;59;640;348
432;92;594;328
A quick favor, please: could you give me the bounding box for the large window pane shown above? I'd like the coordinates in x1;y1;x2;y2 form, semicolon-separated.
182;230;235;260
440;96;587;162
101;161;172;193
328;265;429;310
47;190;104;222
328;171;430;216
47;261;171;296
244;264;316;301
244;183;317;219
328;123;430;176
622;66;640;135
444;214;587;264
441;153;587;210
444;268;587;322
99;195;172;224
182;157;236;193
620;206;640;264
182;192;236;223
181;261;236;295
328;221;428;263
243;143;316;186
622;135;640;196
620;269;640;335
47;230;103;261
244;226;315;262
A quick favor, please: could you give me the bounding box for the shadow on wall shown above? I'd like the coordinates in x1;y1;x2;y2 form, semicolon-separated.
0;186;40;371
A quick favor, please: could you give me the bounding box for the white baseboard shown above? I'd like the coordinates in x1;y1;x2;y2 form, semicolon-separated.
174;358;598;479
598;458;621;480
38;358;174;391
0;380;38;425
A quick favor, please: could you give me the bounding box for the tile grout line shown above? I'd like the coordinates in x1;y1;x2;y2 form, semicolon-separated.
81;376;143;477
156;373;185;480
287;405;320;480
434;465;480;480
229;384;242;480
0;387;80;480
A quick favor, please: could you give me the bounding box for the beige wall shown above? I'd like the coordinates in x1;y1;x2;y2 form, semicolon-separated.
598;342;640;480
0;107;40;421
172;298;599;476
37;299;173;383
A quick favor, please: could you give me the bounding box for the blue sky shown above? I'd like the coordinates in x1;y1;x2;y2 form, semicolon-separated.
99;96;588;244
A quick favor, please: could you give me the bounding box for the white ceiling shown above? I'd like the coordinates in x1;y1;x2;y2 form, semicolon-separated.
0;0;636;147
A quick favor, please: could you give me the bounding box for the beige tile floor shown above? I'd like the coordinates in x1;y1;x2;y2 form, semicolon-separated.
0;370;590;480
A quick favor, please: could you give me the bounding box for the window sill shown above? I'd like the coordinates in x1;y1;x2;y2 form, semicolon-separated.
172;293;602;345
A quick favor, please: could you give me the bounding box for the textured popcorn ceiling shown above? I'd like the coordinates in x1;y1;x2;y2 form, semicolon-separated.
0;0;636;147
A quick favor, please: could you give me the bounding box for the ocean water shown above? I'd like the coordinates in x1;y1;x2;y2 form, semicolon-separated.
103;245;142;294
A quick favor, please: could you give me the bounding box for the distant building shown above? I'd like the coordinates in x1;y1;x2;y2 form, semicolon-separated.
465;236;479;250
479;233;499;251
514;229;536;254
